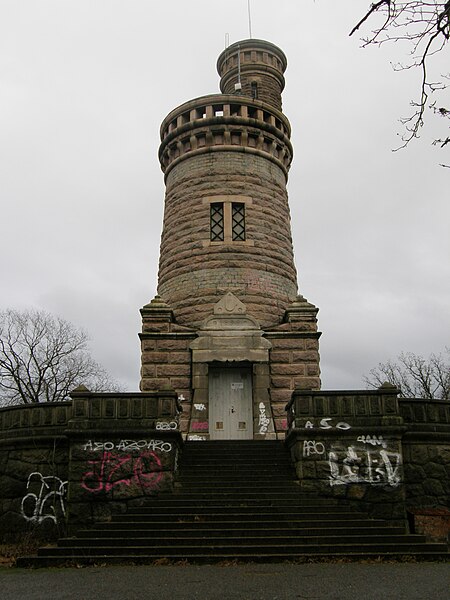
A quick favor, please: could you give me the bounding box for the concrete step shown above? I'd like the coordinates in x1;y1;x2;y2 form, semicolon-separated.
114;505;367;523
17;550;449;568
36;541;447;557
126;499;352;509
135;492;316;502
102;516;399;528
57;534;430;548
17;439;449;567
76;525;407;538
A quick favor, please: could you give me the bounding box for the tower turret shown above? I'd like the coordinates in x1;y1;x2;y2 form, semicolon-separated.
158;40;295;329
217;39;287;111
140;40;320;441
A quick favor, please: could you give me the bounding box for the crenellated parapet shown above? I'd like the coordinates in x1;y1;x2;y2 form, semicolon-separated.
159;94;293;180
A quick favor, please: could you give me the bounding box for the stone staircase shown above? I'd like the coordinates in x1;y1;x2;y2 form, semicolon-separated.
18;440;448;566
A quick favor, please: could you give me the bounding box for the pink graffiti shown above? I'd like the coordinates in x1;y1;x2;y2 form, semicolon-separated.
280;419;288;430
192;421;209;431
81;451;163;493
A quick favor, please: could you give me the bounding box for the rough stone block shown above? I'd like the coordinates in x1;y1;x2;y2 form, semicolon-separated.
270;364;304;376
156;339;188;351
157;364;190;377
141;364;156;377
170;377;191;389
269;351;291;364
270;389;292;403
169;352;191;364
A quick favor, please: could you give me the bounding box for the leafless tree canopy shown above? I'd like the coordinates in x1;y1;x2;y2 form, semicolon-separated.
351;1;450;156
365;349;450;399
0;309;122;405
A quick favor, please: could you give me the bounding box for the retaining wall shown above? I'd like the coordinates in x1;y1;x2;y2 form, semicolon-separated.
285;389;450;536
0;390;182;538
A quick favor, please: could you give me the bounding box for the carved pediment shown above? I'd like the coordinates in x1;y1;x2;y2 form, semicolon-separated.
214;292;246;316
201;292;260;332
190;292;271;361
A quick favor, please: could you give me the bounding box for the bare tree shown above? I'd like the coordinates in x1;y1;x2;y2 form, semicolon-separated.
0;309;122;405
350;1;450;160
365;349;450;399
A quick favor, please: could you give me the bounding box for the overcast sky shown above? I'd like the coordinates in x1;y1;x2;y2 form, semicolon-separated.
1;1;449;392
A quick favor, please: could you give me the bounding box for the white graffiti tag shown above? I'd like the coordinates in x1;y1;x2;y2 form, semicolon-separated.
258;402;270;435
156;421;178;430
21;472;67;525
188;435;206;441
356;435;387;448
303;440;326;457
303;418;351;430
328;446;402;488
82;439;172;453
194;403;206;411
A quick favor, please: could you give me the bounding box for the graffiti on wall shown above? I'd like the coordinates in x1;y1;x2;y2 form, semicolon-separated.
300;418;402;488
82;439;172;453
21;472;67;525
301;418;351;431
80;450;163;494
80;439;172;494
258;402;270;435
303;440;326;457
356;435;387;448
191;421;209;431
328;446;402;488
156;421;178;431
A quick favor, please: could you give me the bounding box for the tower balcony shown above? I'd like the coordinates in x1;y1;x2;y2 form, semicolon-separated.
159;94;293;181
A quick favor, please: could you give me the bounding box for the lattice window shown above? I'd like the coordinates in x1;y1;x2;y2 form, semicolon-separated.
210;203;224;241
232;203;246;241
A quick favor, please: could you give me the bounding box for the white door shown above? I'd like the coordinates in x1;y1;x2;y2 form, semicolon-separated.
209;367;253;440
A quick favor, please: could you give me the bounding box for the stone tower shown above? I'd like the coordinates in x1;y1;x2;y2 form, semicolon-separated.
140;39;321;440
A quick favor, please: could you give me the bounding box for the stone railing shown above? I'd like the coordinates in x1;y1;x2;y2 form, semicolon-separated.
69;389;181;431
159;94;293;178
0;401;73;441
285;387;402;431
399;398;450;430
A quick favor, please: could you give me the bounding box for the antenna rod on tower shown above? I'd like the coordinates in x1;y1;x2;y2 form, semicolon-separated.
247;0;252;39
237;44;241;84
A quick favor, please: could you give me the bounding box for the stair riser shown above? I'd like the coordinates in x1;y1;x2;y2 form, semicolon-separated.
127;501;359;510
58;535;427;548
101;518;399;528
20;440;448;567
77;527;407;538
18;552;449;568
115;507;362;516
38;543;445;557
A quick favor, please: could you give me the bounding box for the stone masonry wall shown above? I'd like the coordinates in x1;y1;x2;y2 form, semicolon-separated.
158;151;298;329
139;297;195;433
267;335;321;435
286;389;408;526
400;399;450;540
0;402;70;538
0;392;182;539
286;390;450;532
